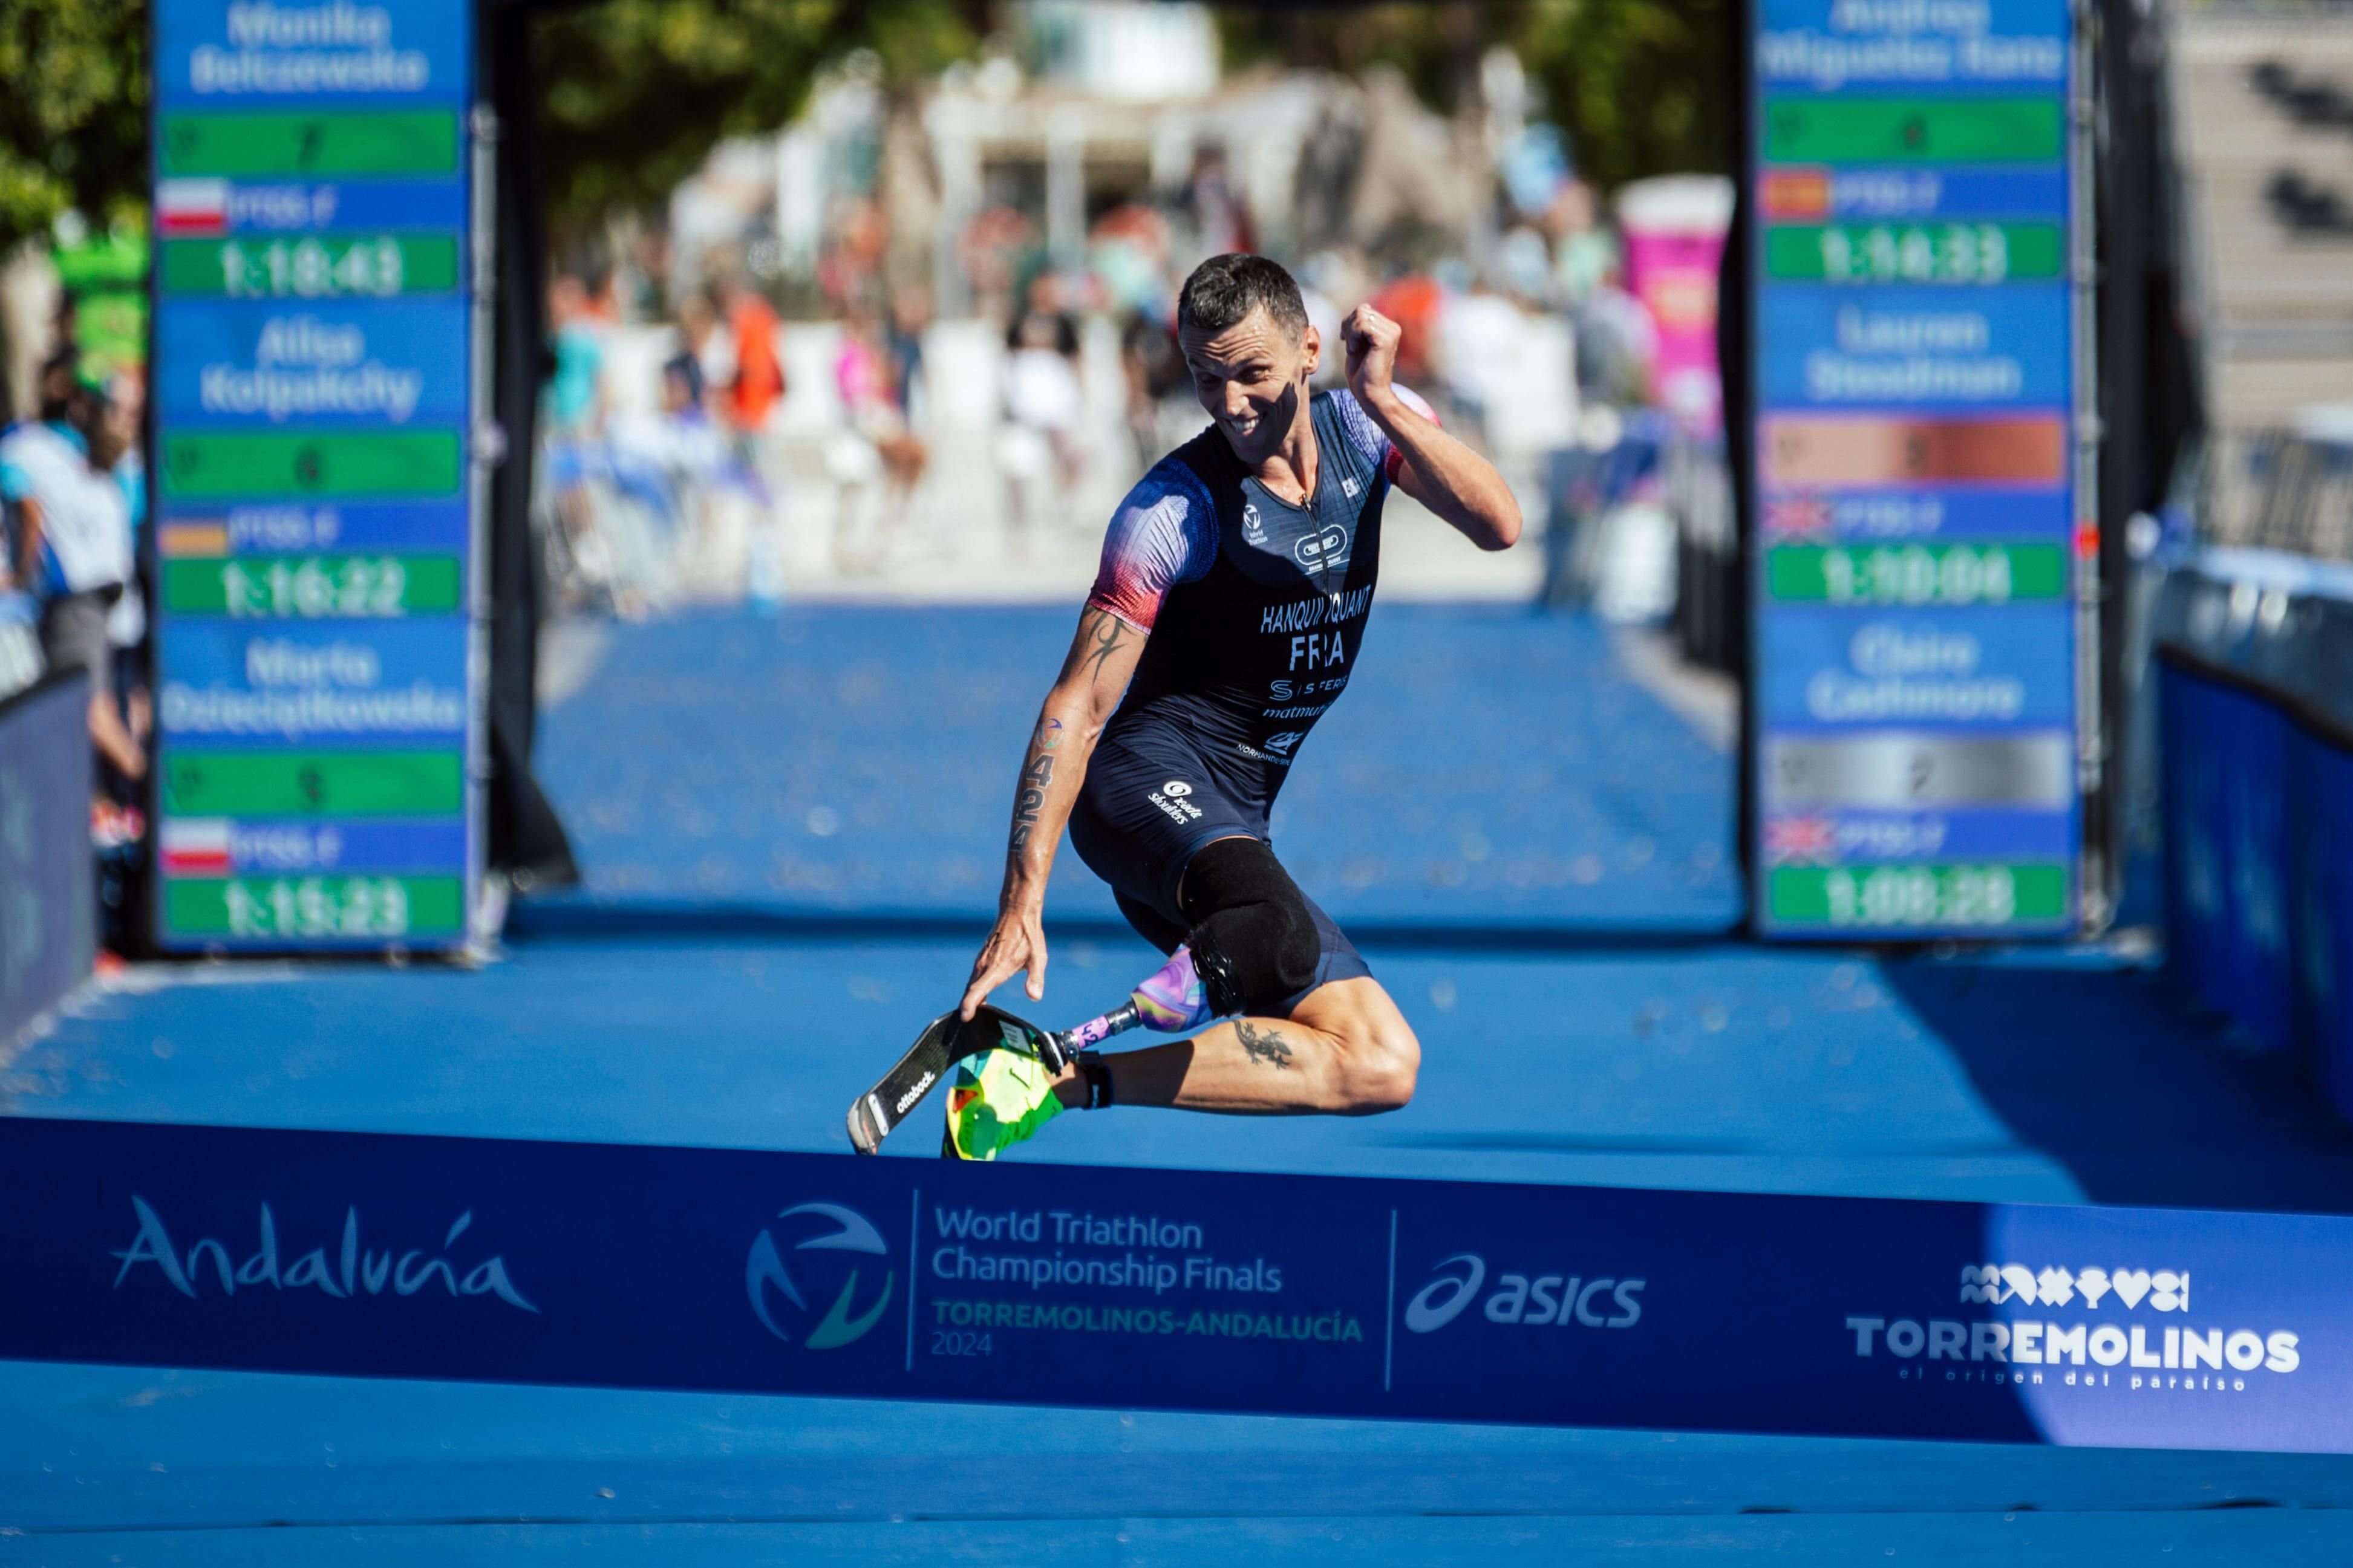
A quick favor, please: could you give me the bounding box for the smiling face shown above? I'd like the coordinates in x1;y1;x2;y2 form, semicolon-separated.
1180;305;1320;464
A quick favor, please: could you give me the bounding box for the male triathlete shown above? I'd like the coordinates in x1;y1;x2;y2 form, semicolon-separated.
949;253;1521;1159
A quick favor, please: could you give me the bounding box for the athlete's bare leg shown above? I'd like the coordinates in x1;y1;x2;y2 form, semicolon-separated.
1049;976;1418;1115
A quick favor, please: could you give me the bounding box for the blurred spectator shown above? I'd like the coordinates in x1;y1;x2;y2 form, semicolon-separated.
627;350;774;603
654;355;720;462
609;352;768;521
1178;145;1256;260
1088;204;1173;321
1369;267;1443;391
1119;306;1186;471
1544;183;1613;307
541;276;641;617
1498;125;1575;227
1493;225;1557;311
1296;272;1346;392
1299;249;1374;341
90;372;151;949
0;360;60;700
829;305;928;573
817;197;889;317
958;206;1039;322
677;288;736;418
0;350;143;781
998;295;1085;556
1438;273;1525;447
0;559;38;701
1294;98;1368;254
887;283;932;423
96;372;151;764
716;272;786;435
545;275;607;438
1572;254;1660;409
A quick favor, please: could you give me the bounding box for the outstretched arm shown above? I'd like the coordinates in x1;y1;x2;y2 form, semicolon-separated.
959;603;1146;1018
12;495;42;588
1343;305;1521;551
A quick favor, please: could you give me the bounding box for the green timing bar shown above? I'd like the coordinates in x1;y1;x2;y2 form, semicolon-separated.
1763;97;2064;164
1764;221;2064;285
1767;542;2069;605
1769;864;2070;927
165;874;465;940
162;554;465;617
160;109;459;178
162;234;462;298
163;750;465;817
161;431;462;501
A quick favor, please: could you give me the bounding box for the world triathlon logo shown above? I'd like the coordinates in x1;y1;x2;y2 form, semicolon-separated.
745;1203;895;1350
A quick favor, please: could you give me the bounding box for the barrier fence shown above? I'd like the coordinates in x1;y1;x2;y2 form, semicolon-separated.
2194;431;2353;561
0;672;95;1047
2158;645;2353;1125
4;1115;2351;1454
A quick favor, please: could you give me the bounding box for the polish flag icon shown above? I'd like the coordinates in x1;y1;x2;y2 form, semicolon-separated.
1764;815;1838;865
156;180;229;237
161;818;233;876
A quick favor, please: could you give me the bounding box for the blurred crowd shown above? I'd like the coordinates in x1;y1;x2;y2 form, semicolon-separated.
534;129;1699;618
1;339;153;955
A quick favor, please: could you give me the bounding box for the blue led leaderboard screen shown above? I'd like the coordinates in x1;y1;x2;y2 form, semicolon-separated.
1748;0;2083;939
148;0;478;952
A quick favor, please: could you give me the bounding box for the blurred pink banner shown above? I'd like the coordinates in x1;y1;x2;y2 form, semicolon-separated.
1622;215;1728;435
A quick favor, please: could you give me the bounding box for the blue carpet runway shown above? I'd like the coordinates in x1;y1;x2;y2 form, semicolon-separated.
5;606;2353;1562
524;605;1741;931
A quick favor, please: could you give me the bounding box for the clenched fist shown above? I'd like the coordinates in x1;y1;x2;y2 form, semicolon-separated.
1341;304;1402;406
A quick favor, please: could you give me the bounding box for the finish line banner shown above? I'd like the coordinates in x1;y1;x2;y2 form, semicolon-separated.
2;1117;2348;1454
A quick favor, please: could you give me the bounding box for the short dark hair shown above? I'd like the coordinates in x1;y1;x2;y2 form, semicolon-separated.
1178;253;1307;340
661;351;704;405
37;346;83;422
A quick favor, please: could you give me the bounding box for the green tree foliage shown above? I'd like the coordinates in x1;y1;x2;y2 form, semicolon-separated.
0;0;150;255
1518;0;1734;191
0;1;978;252
1215;0;1731;193
1218;2;1526;114
532;0;982;239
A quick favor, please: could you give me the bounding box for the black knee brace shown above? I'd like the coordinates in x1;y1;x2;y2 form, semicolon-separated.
1178;838;1321;1017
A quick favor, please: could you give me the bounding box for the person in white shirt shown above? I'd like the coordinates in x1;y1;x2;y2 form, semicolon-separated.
0;355;143;780
997;304;1085;554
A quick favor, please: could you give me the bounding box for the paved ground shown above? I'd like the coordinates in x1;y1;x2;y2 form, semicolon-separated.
6;604;2353;1564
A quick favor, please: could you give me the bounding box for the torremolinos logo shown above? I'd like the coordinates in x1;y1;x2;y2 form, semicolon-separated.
1845;1260;2300;1384
745;1202;895;1350
1405;1252;1646;1332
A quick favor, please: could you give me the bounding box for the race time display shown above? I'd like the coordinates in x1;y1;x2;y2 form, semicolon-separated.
148;0;483;952
1748;0;2088;939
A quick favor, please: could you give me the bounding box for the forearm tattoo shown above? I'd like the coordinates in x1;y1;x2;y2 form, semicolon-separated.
1008;717;1063;857
1079;608;1128;683
1235;1019;1294;1072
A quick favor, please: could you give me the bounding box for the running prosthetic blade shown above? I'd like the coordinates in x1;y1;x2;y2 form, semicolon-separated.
855;952;1217;1153
846;1004;1049;1154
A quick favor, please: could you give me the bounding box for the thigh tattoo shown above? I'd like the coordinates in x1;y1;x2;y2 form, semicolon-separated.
1234;1019;1294;1071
